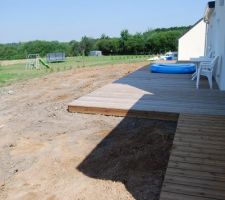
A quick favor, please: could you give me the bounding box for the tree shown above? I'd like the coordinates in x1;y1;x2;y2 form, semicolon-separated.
80;36;95;56
70;40;81;56
100;34;109;40
120;29;131;54
0;26;190;60
125;33;145;54
96;38;120;55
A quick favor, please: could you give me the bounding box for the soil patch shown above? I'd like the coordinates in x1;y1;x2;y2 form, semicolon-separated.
78;118;176;200
0;62;177;200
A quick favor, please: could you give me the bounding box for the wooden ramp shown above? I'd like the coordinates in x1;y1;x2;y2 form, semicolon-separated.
68;66;225;121
160;114;225;200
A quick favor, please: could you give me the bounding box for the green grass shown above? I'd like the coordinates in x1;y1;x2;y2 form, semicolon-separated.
0;55;150;87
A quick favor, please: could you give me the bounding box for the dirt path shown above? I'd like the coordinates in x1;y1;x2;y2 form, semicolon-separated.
0;62;176;200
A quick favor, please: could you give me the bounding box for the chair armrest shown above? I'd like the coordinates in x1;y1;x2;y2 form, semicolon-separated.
200;62;211;66
200;62;212;70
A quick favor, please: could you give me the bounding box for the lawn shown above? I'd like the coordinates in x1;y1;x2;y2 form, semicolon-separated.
0;55;149;87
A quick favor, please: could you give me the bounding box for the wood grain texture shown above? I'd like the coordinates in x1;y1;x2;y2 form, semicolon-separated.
68;66;225;118
160;114;225;200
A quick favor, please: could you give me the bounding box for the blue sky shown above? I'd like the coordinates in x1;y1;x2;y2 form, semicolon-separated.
0;0;209;43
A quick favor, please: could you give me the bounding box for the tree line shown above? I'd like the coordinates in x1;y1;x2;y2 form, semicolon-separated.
0;26;190;60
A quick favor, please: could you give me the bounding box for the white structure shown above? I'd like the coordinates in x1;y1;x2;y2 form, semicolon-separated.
26;54;40;69
204;0;225;90
178;19;207;61
89;51;102;56
161;51;178;60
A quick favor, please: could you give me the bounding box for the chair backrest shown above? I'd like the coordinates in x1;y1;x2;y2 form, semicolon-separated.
211;56;219;65
208;50;215;58
209;56;219;71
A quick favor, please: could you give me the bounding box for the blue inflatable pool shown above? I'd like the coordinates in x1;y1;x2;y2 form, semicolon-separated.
150;63;196;74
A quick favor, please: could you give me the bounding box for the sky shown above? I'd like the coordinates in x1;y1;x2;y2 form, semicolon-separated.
0;0;209;43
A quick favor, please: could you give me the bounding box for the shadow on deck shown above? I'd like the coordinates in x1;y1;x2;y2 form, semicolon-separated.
68;65;225;118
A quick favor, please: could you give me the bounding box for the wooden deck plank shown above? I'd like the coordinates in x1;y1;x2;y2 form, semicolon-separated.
174;135;225;145
173;140;225;150
166;168;225;182
170;155;225;167
72;97;225;111
68;98;225;116
68;66;225;117
168;161;225;174
160;191;218;200
68;104;179;121
162;182;225;200
160;114;225;200
171;151;225;162
164;174;225;191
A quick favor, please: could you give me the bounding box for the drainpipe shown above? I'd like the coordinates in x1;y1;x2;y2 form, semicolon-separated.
204;22;209;56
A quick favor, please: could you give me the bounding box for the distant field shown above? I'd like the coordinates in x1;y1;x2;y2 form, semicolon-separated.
0;55;150;87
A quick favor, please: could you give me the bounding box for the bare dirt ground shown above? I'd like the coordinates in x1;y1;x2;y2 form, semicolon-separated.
0;62;176;200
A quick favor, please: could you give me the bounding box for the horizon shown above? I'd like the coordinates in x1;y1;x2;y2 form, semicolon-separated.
1;0;209;44
0;25;192;44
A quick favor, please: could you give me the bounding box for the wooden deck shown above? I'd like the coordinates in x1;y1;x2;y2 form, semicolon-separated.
68;65;225;199
160;114;225;200
68;66;225;120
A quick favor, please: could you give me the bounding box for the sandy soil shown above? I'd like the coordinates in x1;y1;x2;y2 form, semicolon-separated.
0;62;176;200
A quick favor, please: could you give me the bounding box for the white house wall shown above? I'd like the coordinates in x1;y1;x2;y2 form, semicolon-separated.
215;0;225;90
207;0;225;90
206;13;216;54
178;20;206;61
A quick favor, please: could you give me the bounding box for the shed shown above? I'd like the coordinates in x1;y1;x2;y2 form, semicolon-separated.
89;51;102;56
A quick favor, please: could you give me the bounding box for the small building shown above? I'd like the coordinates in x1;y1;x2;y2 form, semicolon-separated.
204;0;225;90
178;19;207;61
89;51;102;56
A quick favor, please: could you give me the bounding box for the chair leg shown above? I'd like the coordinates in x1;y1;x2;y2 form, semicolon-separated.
196;68;201;89
192;72;197;80
207;73;213;89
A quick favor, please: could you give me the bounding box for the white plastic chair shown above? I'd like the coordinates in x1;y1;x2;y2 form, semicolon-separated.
191;51;215;80
196;56;219;89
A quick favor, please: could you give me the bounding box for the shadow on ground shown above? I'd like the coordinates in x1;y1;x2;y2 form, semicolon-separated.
77;117;177;200
75;64;222;199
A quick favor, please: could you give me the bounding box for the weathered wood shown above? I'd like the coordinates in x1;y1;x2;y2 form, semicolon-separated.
162;182;225;199
68;104;178;121
170;155;225;167
68;66;225;117
166;167;225;182
174;135;225;145
173;140;225;150
160;191;216;200
170;150;225;162
160;114;225;200
164;174;225;191
168;161;225;174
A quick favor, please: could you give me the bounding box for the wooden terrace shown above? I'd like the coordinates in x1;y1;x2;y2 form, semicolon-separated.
68;65;225;200
68;66;225;119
